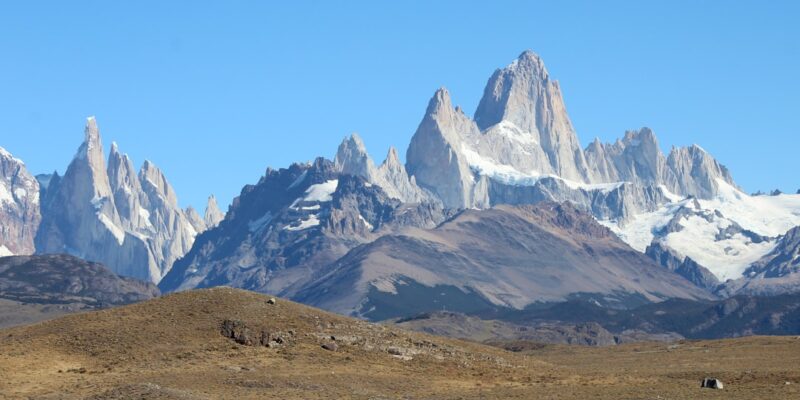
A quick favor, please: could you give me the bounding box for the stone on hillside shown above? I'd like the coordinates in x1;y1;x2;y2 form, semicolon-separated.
221;319;253;346
321;342;338;351
701;378;724;389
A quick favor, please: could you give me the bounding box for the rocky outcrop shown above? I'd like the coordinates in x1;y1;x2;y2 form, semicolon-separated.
35;117;206;283
645;241;720;290
0;147;40;255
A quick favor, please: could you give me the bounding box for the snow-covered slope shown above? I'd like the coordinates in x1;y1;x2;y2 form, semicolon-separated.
601;180;800;282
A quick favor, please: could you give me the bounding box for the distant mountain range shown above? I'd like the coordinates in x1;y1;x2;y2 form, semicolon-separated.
1;50;799;326
2;118;220;283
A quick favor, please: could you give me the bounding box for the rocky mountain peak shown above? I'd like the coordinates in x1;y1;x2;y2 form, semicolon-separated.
425;87;455;117
666;144;737;199
509;49;549;79
381;146;402;170
204;194;224;228
406;88;478;208
621;127;658;147
139;160;178;208
0;146;41;255
76;117;104;164
473;50;589;182
36;118;205;284
334;133;377;181
107;141;144;227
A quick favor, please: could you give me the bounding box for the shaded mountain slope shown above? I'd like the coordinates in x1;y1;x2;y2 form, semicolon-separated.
160;158;451;298
297;202;712;320
491;292;800;340
0;254;159;306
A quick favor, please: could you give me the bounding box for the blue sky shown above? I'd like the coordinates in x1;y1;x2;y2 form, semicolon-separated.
1;1;798;211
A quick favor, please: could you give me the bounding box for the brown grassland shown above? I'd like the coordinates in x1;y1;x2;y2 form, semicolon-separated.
0;287;798;399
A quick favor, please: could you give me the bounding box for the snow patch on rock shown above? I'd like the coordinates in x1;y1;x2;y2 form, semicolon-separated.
0;181;12;205
304;180;339;202
284;214;320;231
0;245;13;257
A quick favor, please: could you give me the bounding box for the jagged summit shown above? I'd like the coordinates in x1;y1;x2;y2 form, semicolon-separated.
35;117;208;283
333;133;433;204
204;194;224;228
474;49;588;182
381;146;402;169
334;133;375;181
76;116;102;160
507;49;550;78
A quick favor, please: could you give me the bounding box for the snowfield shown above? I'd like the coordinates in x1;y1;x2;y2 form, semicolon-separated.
0;245;13;257
304;179;339;202
460;144;624;193
602;179;800;281
285;214;320;231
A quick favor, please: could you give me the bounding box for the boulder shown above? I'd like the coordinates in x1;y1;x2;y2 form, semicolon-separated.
701;378;723;389
321;342;338;351
220;319;253;346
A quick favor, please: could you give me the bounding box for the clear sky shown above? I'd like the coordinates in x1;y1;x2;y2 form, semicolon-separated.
1;1;798;211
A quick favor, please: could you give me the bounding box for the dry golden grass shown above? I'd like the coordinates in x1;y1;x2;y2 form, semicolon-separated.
0;287;797;399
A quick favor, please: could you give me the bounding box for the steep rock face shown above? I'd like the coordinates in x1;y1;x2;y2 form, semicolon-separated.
159;158;452;296
184;206;207;234
474;50;590;182
0;147;40;255
584;128;676;190
136;160;200;281
406;88;478;209
203;195;224;228
296;202;712;320
35;118;205;283
405;50;737;221
645;241;720;290
335;134;433;204
666;145;737;200
36;118;150;279
107;143;148;231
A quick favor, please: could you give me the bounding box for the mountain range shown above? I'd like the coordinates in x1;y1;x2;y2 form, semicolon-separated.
1;50;799;325
2;117;221;283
